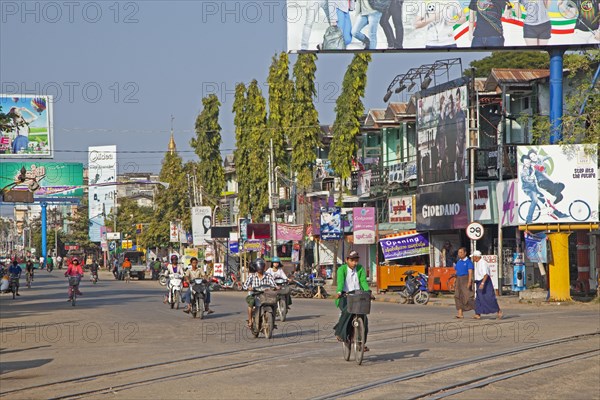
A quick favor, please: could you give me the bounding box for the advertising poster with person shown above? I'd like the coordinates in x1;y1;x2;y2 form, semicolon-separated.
287;0;600;51
517;144;598;224
191;206;212;246
417;84;469;186
1;95;53;157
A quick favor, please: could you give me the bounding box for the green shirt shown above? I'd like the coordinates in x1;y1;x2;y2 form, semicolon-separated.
335;263;370;307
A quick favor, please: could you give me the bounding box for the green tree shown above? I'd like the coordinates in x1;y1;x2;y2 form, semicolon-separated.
267;52;294;172
330;53;372;198
468;51;549;77
63;196;99;254
290;53;320;190
143;150;189;248
105;197;153;248
191;94;225;202
233;83;250;217
245;80;270;220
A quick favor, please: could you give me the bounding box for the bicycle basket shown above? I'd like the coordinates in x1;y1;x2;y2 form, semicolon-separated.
257;289;278;306
69;276;81;286
346;291;371;315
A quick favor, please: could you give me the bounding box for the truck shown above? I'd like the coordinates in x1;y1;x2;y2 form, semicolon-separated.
118;251;147;280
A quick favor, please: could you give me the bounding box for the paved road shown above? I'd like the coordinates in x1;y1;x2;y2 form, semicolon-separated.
1;270;599;399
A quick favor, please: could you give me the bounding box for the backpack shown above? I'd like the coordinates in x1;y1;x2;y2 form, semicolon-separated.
368;0;392;13
322;26;346;50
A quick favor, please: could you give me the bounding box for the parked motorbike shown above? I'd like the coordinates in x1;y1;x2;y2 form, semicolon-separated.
167;273;183;309
250;285;277;339
399;271;429;305
274;278;291;321
190;278;208;319
218;272;242;291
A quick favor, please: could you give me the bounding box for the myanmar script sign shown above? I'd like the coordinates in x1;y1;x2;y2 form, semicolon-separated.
380;232;430;261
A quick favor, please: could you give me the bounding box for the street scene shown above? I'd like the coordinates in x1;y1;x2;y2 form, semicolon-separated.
2;0;600;398
1;271;599;399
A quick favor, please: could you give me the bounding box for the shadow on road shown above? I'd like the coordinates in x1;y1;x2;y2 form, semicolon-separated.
0;358;53;375
367;348;428;363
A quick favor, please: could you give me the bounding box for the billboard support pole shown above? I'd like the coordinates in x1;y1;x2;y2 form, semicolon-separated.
549;48;564;144
41;202;47;268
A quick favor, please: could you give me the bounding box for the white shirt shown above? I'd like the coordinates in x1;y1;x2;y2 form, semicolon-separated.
344;267;361;292
266;268;288;280
474;257;490;281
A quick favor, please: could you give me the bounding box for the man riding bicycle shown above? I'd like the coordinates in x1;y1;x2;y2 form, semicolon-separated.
9;260;22;296
25;259;34;282
334;251;371;352
121;257;132;280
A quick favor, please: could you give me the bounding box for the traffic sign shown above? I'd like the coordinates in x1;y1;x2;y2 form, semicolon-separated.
109;241;116;251
466;222;485;240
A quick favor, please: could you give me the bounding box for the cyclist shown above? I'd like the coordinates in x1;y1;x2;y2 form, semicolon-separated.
121;257;132;280
334;251;371;351
8;260;23;296
25;259;34;282
64;257;84;300
89;258;99;282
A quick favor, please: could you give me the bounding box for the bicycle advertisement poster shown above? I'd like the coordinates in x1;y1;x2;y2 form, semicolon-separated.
517;144;598;225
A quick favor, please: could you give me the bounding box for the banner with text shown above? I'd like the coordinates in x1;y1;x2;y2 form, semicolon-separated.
380;232;430;261
353;207;376;244
276;223;303;241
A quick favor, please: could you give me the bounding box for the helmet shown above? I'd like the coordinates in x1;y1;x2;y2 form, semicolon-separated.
252;258;266;273
170;254;178;262
271;256;280;263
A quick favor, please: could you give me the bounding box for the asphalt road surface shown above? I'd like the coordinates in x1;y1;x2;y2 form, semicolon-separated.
1;270;599;399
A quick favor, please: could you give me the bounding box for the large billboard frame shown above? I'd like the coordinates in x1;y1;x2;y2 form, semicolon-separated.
287;0;600;52
88;145;117;243
1;94;54;158
0;162;84;199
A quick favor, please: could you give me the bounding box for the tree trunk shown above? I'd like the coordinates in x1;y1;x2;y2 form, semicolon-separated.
300;189;307;272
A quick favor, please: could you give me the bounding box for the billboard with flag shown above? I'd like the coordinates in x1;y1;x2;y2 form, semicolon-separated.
287;0;599;52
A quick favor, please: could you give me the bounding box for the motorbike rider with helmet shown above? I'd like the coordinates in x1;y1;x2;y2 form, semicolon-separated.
243;258;276;329
183;257;214;314
64;257;84;300
163;254;182;303
266;256;293;310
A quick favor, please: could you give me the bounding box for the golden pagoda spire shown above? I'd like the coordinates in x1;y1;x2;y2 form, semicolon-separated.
168;115;176;155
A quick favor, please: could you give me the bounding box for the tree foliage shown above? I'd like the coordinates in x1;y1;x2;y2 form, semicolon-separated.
330;53;371;191
267;52;294;173
468;51;549;77
143;150;189;248
105;197;153;247
191;94;225;202
291;53;321;190
63;196;99;254
233;83;250;217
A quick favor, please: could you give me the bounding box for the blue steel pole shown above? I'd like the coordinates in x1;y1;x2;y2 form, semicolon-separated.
549;49;565;144
41;202;47;268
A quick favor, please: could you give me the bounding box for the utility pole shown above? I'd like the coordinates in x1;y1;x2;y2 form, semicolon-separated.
468;70;478;255
269;139;277;258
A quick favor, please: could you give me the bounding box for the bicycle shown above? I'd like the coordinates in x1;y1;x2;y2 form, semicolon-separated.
124;269;131;284
518;198;591;223
341;290;372;366
68;275;81;307
26;271;32;289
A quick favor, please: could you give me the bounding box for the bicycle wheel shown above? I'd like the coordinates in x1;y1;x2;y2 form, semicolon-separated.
72;289;76;307
27;275;31;289
342;336;351;361
518;200;541;223
569;200;591;221
447;276;456;293
353;317;365;365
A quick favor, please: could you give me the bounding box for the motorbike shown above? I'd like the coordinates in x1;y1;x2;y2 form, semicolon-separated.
167;273;183;309
399;270;429;305
250;285;277;339
274;278;290;322
209;276;222;291
218;272;242;291
190;278;208;319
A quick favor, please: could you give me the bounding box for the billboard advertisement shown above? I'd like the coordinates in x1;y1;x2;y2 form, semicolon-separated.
517;144;598;224
416;181;469;230
1;95;53;157
380;232;430;261
496;179;520;226
320;206;342;240
417;84;468;186
191;206;212;245
389;195;415;223
0;162;83;198
287;0;600;52
88;145;117;242
353;207;376;244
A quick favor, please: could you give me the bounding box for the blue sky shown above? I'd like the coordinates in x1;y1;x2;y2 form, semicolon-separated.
1;0;488;175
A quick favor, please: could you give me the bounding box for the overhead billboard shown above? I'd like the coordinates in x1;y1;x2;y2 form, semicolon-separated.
287;0;600;52
417;84;468;186
1;95;53;157
88;145;117;242
0;162;83;198
191;206;212;245
517;144;598;224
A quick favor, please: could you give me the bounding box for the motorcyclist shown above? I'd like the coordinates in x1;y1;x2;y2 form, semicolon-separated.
25;259;34;282
243;258;276;329
8;260;23;296
164;255;182;303
183;257;214;314
151;258;161;280
64;257;84;300
89;258;99;282
266;256;293;310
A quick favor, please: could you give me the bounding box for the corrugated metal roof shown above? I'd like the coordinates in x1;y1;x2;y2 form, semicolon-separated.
485;68;550;91
387;102;408;115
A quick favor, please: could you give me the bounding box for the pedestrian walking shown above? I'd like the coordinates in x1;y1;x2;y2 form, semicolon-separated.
472;251;503;319
453;247;474;318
